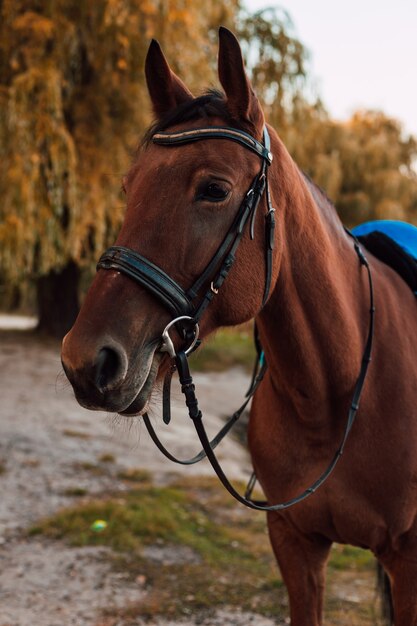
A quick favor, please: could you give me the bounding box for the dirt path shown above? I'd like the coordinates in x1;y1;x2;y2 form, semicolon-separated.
0;327;275;626
0;323;379;626
0;328;251;533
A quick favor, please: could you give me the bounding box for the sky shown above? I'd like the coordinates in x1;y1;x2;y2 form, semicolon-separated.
244;0;417;136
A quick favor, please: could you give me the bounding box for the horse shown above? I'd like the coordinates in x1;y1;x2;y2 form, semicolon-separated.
61;27;417;625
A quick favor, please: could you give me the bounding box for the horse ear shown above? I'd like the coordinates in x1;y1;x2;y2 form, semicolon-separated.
145;39;194;118
218;27;264;136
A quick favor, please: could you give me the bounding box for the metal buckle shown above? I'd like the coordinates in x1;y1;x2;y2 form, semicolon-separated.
160;315;200;359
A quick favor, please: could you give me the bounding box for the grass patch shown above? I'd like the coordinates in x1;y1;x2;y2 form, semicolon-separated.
30;475;380;623
189;324;255;372
117;468;152;483
62;429;91;439
329;543;374;571
98;453;116;463
72;461;106;476
29;483;260;561
63;487;88;497
29;477;283;618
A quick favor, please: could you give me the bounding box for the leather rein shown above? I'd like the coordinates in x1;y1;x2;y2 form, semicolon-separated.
97;125;375;511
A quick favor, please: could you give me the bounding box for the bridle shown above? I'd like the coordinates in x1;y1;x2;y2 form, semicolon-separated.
98;126;275;322
97;124;375;511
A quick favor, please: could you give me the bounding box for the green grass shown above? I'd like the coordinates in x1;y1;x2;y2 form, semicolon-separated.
72;461;107;476
63;487;88;497
189;324;256;372
329;543;375;571
62;429;91;439
30;481;265;564
117;468;153;483
29;477;379;623
97;453;116;463
29;477;283;618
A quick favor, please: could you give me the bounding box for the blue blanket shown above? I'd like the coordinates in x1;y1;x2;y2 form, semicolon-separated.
352;220;417;261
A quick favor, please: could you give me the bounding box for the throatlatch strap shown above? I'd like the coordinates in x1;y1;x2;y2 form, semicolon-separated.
262;177;275;307
190;173;266;322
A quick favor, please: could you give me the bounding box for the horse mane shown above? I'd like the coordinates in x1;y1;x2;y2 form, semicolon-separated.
141;89;255;146
302;171;344;230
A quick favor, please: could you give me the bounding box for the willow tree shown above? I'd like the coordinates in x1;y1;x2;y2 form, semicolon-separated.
285;105;417;227
238;8;417;228
334;111;417;226
238;7;308;130
0;0;237;336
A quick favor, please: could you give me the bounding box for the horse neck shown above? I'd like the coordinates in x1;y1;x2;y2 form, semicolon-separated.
257;142;368;414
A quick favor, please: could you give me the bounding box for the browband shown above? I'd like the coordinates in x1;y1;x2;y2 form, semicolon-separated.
153;126;273;165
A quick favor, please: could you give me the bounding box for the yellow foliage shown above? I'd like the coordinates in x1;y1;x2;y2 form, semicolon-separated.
0;0;238;283
278;104;417;227
12;11;55;41
2;1;415;291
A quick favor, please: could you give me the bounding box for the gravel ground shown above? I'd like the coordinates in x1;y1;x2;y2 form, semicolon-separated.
0;318;378;626
0;322;270;626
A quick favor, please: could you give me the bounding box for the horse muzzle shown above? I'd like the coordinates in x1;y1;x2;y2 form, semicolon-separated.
61;332;160;414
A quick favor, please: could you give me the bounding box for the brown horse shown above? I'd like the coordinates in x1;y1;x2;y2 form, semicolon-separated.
61;28;417;625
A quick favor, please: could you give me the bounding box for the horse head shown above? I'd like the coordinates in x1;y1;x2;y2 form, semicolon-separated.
61;28;283;415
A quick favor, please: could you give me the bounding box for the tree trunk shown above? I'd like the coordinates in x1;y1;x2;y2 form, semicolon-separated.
36;262;80;338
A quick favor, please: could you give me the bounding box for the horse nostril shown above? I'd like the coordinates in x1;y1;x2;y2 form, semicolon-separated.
94;346;127;392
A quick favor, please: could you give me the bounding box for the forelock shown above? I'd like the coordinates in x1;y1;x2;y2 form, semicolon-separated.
141;89;254;147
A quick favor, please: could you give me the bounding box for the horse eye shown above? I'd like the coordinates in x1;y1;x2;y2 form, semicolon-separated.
197;182;229;202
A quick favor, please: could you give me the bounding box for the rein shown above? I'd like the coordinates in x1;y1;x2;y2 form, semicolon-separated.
97;125;375;511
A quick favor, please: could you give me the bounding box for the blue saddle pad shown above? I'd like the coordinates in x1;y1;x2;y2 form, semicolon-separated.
352;220;417;260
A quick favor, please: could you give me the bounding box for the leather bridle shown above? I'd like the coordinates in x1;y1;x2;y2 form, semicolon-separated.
97;124;375;511
98;126;275;322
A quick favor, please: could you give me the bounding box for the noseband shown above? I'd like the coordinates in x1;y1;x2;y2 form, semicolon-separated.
97;125;375;511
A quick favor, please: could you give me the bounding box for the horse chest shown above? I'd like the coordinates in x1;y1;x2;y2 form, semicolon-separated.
250;382;417;552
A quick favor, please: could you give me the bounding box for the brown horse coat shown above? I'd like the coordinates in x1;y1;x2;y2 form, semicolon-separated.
62;28;417;625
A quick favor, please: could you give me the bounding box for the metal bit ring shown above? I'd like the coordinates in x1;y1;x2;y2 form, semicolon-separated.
160;316;200;359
